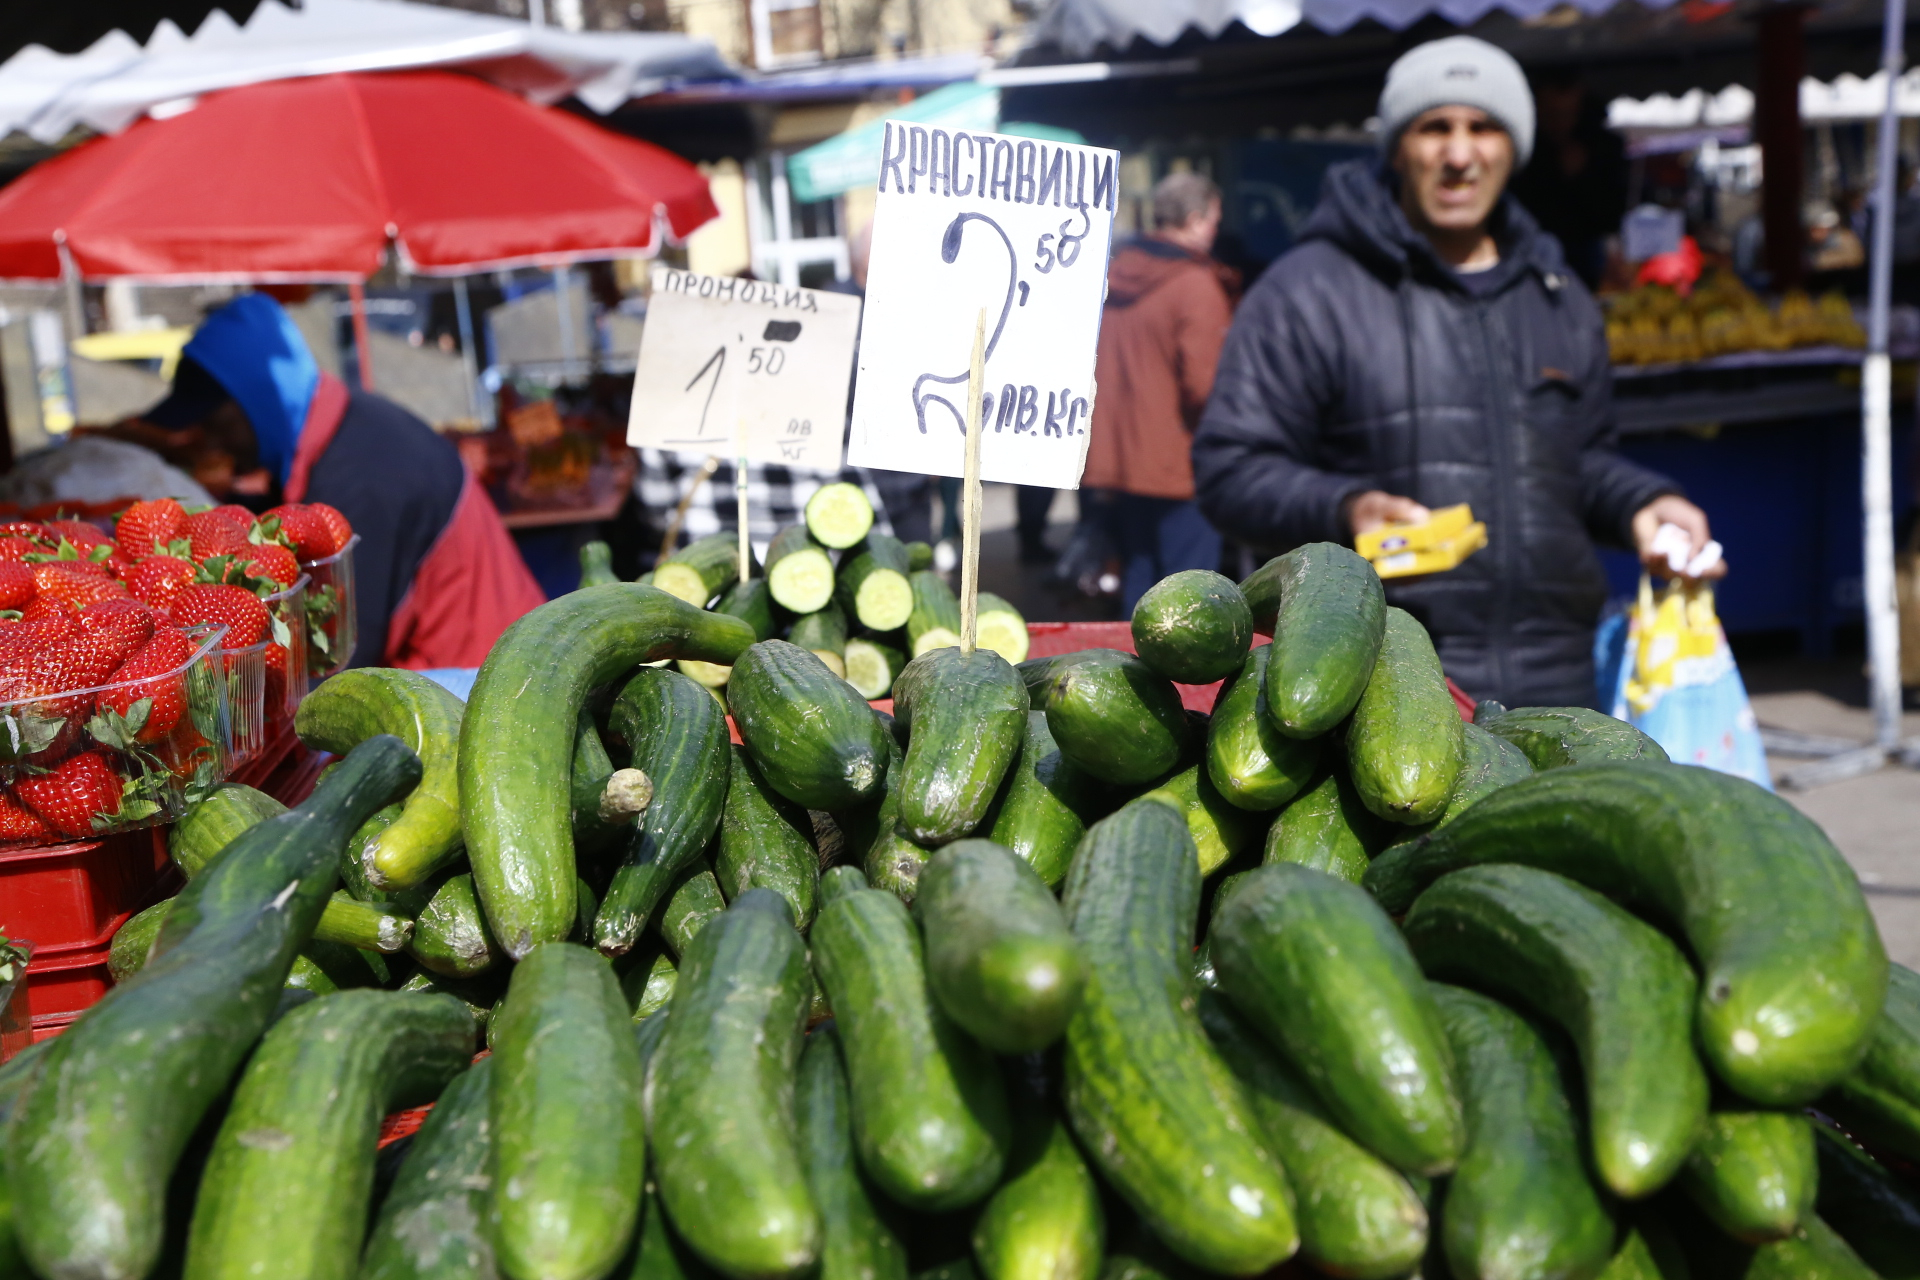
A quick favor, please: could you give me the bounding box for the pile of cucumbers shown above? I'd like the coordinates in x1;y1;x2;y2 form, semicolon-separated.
596;483;1029;699
6;542;1917;1280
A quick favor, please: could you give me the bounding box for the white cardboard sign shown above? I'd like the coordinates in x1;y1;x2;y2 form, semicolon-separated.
848;124;1118;490
627;269;862;471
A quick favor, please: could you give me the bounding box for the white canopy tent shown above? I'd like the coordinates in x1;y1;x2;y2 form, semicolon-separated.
0;0;735;145
1609;70;1920;131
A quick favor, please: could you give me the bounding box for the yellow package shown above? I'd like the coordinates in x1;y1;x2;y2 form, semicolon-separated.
1622;574;1726;715
1355;503;1475;561
1373;522;1487;579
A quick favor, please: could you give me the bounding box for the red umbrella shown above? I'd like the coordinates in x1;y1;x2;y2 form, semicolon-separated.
0;69;717;281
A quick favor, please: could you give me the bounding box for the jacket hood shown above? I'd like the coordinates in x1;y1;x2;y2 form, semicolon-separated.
1298;158;1567;293
1106;238;1210;307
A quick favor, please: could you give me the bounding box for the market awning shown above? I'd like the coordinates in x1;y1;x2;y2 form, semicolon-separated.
1028;0;1684;60
1610;69;1920;131
0;0;736;145
785;80;1088;203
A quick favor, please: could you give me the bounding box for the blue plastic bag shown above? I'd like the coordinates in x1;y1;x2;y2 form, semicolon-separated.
1596;577;1771;790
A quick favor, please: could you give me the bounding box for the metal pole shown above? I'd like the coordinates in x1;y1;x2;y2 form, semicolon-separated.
347;280;376;392
553;264;577;371
1864;0;1906;752
453;276;484;428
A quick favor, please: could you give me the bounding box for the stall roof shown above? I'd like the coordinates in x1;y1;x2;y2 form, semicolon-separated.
0;0;737;145
1611;69;1920;129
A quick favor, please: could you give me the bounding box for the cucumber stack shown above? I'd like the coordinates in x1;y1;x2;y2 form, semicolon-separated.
21;559;1903;1280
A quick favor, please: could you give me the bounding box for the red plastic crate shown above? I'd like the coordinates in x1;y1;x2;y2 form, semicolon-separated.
25;944;112;1024
0;827;172;956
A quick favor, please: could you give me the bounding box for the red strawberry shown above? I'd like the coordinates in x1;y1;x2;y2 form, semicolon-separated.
308;504;352;556
128;555;197;610
211;504;258;531
15;751;126;837
0;537;43;564
115;499;188;559
244;543;299;587
31;563;127;610
78;598;156;650
183;513;251;565
265;504;351;560
99;626;195;742
0;616;77;671
46;519;111;551
14;596;77;627
170;584;269;648
0;793;52;844
0;563;33;610
0;522;53;545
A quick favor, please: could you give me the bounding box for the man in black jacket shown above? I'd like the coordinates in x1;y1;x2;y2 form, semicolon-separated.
1193;35;1719;708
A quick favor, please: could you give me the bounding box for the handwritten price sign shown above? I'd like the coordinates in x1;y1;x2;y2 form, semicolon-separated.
627;270;863;471
849;124;1118;489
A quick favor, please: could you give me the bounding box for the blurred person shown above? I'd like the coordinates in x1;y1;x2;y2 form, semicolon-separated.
1083;171;1236;611
1509;69;1628;289
125;294;544;669
1193;36;1720;709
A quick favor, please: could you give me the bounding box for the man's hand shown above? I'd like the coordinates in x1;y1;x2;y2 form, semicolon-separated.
1345;490;1431;537
1631;494;1727;581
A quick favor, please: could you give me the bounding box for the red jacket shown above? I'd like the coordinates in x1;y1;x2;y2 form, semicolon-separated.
1083;239;1234;500
288;373;544;669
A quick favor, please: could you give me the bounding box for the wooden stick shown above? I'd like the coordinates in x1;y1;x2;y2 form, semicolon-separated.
660;454;721;562
958;306;987;656
735;414;751;582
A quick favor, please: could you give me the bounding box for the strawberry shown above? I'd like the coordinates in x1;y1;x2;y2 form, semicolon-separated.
0;563;33;610
15;751;127;837
170;584;269;648
308;504;352;555
244;542;299;587
46;519;111;551
0;793;52;844
211;504;258;532
0;616;77;671
78;598;156;650
14;596;77;627
183;512;251;565
98;626;195;743
266;503;351;560
128;555;197;610
0;537;43;564
31;562;127;610
0;522;53;545
264;641;290;714
115;499;188;559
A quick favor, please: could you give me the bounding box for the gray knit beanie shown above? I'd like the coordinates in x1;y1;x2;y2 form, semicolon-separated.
1377;36;1535;165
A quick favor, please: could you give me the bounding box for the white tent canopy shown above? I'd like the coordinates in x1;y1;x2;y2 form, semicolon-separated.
0;0;735;144
1608;70;1920;131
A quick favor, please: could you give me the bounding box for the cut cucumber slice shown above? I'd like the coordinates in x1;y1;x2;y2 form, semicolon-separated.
976;593;1030;664
767;524;836;614
849;567;913;632
804;482;876;549
844;638;907;699
677;658;732;689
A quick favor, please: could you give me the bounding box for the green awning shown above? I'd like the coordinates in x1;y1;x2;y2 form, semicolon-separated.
787;81;1087;204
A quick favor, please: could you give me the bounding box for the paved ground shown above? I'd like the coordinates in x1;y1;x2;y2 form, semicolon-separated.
968;483;1920;966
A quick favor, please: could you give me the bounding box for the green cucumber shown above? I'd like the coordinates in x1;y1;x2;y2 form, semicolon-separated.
9;736;421;1280
184;989;474;1280
810;885;1010;1210
820;865;869;902
109;897;173;983
1130;570;1253;686
906;541;935;571
1061;799;1299;1274
836;729;933;901
1814;1124;1920;1277
718;577;779;641
656;531;744;606
461;584;755;958
1429;983;1617;1280
625;1188;726;1280
1198;990;1427;1280
1677;1110;1815;1243
408;871;502;978
580;540;620;587
573;709;651;860
1141;767;1264;876
1242;544;1385;738
1017;652;1083;705
1263;767;1385;883
971;1093;1104;1280
731;640;891;810
340;804;402;900
315;891;413;952
1212;862;1463;1176
1429;720;1534;828
287;942;385;993
598;666;732;955
767;524;835;615
491;942;648;1280
807;482;876;549
717;745;820;930
790;602;851;677
1205;647;1318;812
845;637;908;699
360;1058;497;1280
892;647;1029;844
658;862;727;958
1595;1219;1689;1280
985;711;1104;888
1820;961;1920;1159
1746;1216;1879;1279
1343;607;1463;824
838;535;915;633
169;781;286;876
647;890;820;1277
1364;762;1887;1107
916;839;1086;1054
975;593;1030;665
798;1027;909;1280
398;967;504;1033
1402;863;1708;1198
1043;649;1188;786
907;570;963;656
1476;705;1670;769
621;951;678;1020
296;668;468;890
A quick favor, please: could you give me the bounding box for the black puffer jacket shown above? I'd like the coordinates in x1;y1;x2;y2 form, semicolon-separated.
1192;160;1677;708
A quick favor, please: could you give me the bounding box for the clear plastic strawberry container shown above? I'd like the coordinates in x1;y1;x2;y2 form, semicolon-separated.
300;534;358;680
0;626;232;850
264;575;310;722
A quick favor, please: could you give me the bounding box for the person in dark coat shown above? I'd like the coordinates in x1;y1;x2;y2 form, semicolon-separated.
1192;36;1720;709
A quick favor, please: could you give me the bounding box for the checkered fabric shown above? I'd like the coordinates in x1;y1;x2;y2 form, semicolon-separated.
633;449;896;564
